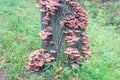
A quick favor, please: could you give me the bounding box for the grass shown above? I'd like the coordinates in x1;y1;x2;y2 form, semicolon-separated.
0;0;120;80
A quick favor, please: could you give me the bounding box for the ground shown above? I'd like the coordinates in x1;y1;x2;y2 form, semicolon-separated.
0;0;120;80
0;69;9;80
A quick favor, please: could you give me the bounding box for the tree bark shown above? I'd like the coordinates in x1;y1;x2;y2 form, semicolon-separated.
41;0;70;61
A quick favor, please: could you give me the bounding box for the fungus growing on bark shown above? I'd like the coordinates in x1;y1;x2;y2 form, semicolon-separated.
27;0;90;71
81;32;91;58
38;0;61;45
27;0;61;71
65;47;83;66
42;16;50;25
37;0;61;15
64;30;80;46
26;49;55;71
39;26;52;40
60;1;90;67
50;50;57;54
60;1;88;30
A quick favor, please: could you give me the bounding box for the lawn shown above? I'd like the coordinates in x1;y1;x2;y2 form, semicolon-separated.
0;0;120;80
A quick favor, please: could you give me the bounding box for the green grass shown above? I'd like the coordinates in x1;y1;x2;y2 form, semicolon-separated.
0;0;120;80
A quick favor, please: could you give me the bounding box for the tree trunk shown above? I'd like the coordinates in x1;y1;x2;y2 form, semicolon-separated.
26;0;90;73
41;0;71;61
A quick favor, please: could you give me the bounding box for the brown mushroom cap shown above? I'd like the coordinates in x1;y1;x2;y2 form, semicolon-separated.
45;57;55;63
44;53;50;59
50;50;56;54
39;28;52;40
82;47;88;51
60;21;65;28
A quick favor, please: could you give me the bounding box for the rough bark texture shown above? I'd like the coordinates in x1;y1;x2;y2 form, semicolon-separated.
41;0;70;61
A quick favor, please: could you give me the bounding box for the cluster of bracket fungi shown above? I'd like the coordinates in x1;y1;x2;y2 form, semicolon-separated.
26;0;60;71
38;0;61;45
60;1;90;67
26;0;90;71
26;49;55;71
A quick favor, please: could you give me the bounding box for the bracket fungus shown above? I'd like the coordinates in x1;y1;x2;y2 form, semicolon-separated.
60;1;90;66
65;47;83;65
27;0;90;71
39;26;52;41
26;49;55;71
81;32;91;58
27;0;60;71
37;0;61;15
